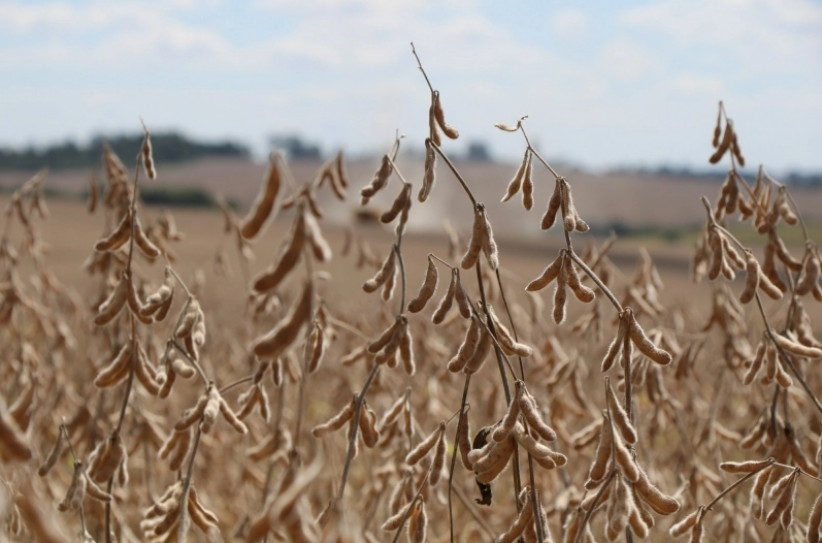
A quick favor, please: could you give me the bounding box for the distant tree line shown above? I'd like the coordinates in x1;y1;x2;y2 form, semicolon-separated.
0;132;249;170
613;165;822;186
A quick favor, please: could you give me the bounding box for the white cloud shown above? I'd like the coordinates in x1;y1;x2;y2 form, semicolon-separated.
621;0;822;73
599;40;661;80
669;73;724;95
551;8;589;38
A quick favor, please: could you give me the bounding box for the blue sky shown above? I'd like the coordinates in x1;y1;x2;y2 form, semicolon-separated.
1;0;820;172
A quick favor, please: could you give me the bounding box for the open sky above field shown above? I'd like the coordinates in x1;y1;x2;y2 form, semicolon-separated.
1;0;820;172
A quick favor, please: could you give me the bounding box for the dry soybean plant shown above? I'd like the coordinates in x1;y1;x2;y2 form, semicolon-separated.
2;48;822;543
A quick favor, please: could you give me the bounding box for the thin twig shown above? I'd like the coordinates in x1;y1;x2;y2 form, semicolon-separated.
337;363;380;500
703;458;774;512
429;141;477;206
177;416;205;543
574;470;616;543
448;377;471;543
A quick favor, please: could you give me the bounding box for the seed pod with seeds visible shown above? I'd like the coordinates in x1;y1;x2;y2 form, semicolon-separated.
160;429;191;471
90;432;126;484
358;401;379;448
304;323;326;374
313;396;356;437
419;138;437;202
381;183;412;224
492;387;522;442
627;309;672;365
765;470;798;526
406;422;445;466
750;465;773;519
521;153;534;211
457;406;473;471
379;394;407;432
197;390;227;434
252;281;313;359
479;205;499;270
502;151;528;203
251;215;305;294
553;258;568;324
561;179;588;232
743;339;767;385
37;428;65;477
94;343;133;388
135;344;161;396
602;314;629;372
586;414;612;488
518;386;556;442
613;432;639;482
605;380;636;444
526;252;564;292
774;333;822;358
488;308;531;357
634;467;680;515
712;105;722;148
670;508;700;537
433;91;459;139
494;487;532;543
175;298;201;340
455;272;472;319
797;255;821;297
361;155;393;201
710;119;733;163
85;472;112;503
512;424;558;460
762;243;788;293
409;257;438;313
236;384;263;420
564;256;595;303
448;317;481;373
240;155;281;240
772;186;798;226
461;206;485;270
606;474;631;541
541;179;563;230
141;267;175;318
720;458;773;473
374;321;402;365
463;322;492;375
133;218;161;259
363;250;396;293
95;211;132;253
382;500;414;532
792;298;821;348
57;463;86;512
94;275;129;326
432;270;457;324
398;321;415;375
406;500;428;543
140;129;156;180
428;103;441;148
175;394;209;432
368;319;400;354
494;121;521;132
305;211;331;262
127;275;151;324
429;430;447;486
